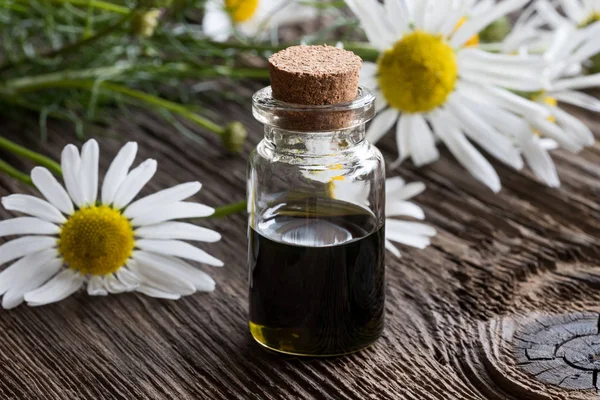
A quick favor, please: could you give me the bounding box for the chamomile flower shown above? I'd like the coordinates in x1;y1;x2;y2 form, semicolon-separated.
529;0;600;73
346;0;551;192
0;139;223;309
499;11;599;186
203;0;317;42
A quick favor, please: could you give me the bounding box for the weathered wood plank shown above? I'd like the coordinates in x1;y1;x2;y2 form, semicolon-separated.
0;86;598;399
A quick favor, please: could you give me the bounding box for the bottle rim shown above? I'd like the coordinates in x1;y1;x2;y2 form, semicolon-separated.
252;86;376;131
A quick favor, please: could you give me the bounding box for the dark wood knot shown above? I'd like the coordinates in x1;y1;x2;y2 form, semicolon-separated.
515;312;600;391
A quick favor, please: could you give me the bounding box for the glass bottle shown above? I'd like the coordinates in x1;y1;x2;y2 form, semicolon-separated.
247;85;385;356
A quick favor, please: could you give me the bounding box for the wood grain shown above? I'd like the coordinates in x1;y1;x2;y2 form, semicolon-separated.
0;84;598;399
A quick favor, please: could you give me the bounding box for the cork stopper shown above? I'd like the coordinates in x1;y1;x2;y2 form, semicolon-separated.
269;45;362;106
266;45;363;131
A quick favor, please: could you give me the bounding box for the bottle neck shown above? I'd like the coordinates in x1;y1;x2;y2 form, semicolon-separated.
263;125;366;155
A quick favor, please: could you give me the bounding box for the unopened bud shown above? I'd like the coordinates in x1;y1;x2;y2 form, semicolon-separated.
132;8;163;38
222;122;247;152
479;16;511;43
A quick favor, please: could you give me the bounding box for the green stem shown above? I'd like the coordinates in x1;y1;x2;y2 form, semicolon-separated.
210;200;246;218
44;10;135;59
0;2;28;12
0;12;135;72
0;137;62;176
207;41;381;62
0;159;33;186
142;63;270;80
12;0;130;14
4;64;135;89
12;79;226;135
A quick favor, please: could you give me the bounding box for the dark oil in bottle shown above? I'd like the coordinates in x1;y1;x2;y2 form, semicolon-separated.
248;198;385;356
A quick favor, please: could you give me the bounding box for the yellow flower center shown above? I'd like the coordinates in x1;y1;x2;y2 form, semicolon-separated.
59;205;135;276
225;0;259;23
377;30;458;114
454;17;480;47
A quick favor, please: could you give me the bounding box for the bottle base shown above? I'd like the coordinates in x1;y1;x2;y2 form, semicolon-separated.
249;322;379;357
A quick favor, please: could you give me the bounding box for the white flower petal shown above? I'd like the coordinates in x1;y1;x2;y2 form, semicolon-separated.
539;138;559;150
385;239;402;258
133;251;215;292
409;114;440;167
0;248;57;295
202;3;232;42
455;91;532;142
0;217;59;237
112;159;157;209
124;182;202;219
87;276;108;296
135;240;224;267
345;0;394;49
471;0;495;16
116;267;141;290
552;73;600;91
424;0;453;33
2;194;66;224
461;66;546;92
560;0;586;23
31;167;74;215
61;144;85;207
458;49;547;90
102;142;138;205
448;97;523;170
127;258;195;296
366;108;398;144
552;106;595;147
431;109;501;193
373;90;389;113
0;236;56;266
386;201;425;220
24;269;84;306
568;33;600;66
386;231;432;249
79;139;99;206
458;82;550;120
387;219;437;237
533;0;569;29
131;202;215;227
135;222;221;243
2;258;62;309
451;0;529;48
529;115;582;153
394;113;412;164
384;0;410;36
385;176;406;196
103;273;129;294
438;2;470;37
412;0;429;29
521;139;560;188
390;182;426;201
551;90;600;112
359;62;378;89
135;285;181;300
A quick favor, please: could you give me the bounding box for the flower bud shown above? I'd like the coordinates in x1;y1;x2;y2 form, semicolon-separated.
588;53;600;74
222;122;247;152
479;16;511;43
132;8;163;38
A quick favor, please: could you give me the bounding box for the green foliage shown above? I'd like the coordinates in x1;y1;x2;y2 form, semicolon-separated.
0;0;257;144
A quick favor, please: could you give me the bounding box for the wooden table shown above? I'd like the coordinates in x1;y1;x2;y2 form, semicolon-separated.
0;85;599;399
